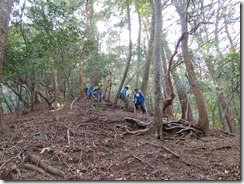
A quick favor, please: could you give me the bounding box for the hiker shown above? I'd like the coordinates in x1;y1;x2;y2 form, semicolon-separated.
119;85;130;109
88;85;94;99
93;84;99;97
96;83;102;102
133;88;146;114
84;86;88;96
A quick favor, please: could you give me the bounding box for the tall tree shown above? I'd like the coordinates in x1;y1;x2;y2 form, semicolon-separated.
135;8;142;88
113;0;133;108
151;0;164;139
173;0;209;135
141;1;154;96
78;0;89;99
161;38;173;116
0;0;14;138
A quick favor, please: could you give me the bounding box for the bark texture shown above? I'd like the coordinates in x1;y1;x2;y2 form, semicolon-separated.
141;3;155;96
151;0;164;139
0;0;14;138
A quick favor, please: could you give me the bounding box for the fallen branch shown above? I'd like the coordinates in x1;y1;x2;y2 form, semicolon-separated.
78;148;83;166
212;146;232;151
218;130;236;137
67;129;71;146
130;154;144;162
70;97;79;110
130;154;154;169
27;153;65;177
0;156;16;171
145;141;180;158
23;163;46;174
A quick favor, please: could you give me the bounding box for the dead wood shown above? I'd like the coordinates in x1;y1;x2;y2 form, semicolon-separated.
130;154;144;162
67;129;71;145
145;141;180;158
23;163;46;174
212;146;232;151
0;157;16;171
218;130;236;136
27;153;65;177
130;154;154;169
70;97;79;110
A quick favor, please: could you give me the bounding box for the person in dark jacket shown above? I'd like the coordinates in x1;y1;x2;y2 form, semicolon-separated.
133;88;146;113
84;86;88;96
96;83;102;102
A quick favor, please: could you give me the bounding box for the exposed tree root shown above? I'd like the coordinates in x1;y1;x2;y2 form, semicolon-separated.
123;117;155;136
125;117;151;128
125;125;151;135
124;115;203;137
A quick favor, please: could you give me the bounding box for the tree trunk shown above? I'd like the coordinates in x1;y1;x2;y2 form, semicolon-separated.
0;0;14;138
173;71;193;120
140;3;154;96
162;39;193;120
135;10;142;88
161;43;173;116
78;0;89;100
113;0;132;107
151;0;164;139
173;0;209;135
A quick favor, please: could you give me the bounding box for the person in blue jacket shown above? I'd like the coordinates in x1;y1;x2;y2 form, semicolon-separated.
88;85;94;99
119;85;130;109
133;88;146;113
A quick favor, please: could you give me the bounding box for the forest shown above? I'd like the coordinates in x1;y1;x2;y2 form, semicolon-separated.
0;0;240;181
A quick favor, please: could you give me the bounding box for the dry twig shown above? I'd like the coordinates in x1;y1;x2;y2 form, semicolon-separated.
145;141;180;158
0;157;16;171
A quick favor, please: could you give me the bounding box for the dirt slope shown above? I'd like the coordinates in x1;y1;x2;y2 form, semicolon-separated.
0;98;240;180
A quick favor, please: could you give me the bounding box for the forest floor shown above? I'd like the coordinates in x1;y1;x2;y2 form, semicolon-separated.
0;97;241;181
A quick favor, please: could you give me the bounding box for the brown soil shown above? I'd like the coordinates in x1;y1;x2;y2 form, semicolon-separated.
0;98;241;180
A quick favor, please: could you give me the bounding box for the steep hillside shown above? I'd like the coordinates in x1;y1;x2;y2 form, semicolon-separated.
0;98;240;180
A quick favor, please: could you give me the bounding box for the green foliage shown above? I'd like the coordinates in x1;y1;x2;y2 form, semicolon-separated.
2;0;86;111
135;0;152;16
214;50;240;94
83;53;121;83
